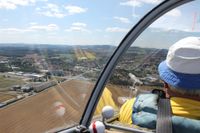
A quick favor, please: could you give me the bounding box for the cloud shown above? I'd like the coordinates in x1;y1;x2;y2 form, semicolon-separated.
0;0;47;10
114;16;130;23
29;24;59;31
0;23;59;33
37;4;87;18
149;24;196;33
0;2;17;10
166;9;181;17
29;22;38;25
120;0;162;7
64;5;87;15
72;22;87;27
65;27;88;32
120;0;141;7
0;28;32;33
37;3;65;18
140;0;162;4
105;27;129;32
65;22;89;32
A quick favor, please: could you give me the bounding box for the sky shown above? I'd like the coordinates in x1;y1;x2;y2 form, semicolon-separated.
0;0;200;47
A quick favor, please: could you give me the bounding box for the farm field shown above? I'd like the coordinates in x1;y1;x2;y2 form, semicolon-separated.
0;79;92;133
0;79;128;133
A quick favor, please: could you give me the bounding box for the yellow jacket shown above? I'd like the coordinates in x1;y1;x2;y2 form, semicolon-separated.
95;87;117;115
119;97;200;124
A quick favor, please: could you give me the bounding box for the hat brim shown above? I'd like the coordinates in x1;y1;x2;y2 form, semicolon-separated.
158;61;200;90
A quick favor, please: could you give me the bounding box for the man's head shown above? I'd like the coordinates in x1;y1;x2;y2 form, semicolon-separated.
158;37;200;98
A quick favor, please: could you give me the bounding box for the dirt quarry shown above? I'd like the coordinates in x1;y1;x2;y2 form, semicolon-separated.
0;80;128;133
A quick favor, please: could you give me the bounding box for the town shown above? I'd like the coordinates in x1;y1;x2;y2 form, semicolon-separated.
0;44;167;108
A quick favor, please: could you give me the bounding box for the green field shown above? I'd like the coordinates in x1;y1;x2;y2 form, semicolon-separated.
0;75;24;90
59;54;73;59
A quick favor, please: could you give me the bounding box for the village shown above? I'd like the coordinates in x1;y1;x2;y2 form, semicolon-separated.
0;45;167;108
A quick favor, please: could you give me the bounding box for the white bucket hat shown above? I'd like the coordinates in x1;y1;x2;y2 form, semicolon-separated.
158;37;200;90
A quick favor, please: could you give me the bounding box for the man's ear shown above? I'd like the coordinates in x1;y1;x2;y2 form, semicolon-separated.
164;82;169;89
163;82;171;98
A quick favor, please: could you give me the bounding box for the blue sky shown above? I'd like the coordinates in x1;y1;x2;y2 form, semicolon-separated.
0;0;199;47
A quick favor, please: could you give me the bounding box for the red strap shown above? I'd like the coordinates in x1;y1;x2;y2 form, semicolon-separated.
92;121;97;133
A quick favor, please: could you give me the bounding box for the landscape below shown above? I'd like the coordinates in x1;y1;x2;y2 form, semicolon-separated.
0;44;167;132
